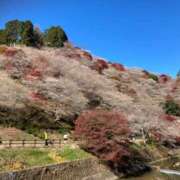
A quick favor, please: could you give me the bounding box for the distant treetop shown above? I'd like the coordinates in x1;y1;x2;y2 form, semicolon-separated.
44;26;68;48
177;70;180;78
0;19;68;48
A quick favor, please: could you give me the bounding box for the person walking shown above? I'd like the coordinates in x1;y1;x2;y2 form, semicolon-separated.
44;131;48;146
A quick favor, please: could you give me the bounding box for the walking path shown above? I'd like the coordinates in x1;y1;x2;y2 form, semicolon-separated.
0;139;79;149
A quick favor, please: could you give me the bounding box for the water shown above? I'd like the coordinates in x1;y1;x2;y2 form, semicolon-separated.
122;157;180;180
160;169;180;176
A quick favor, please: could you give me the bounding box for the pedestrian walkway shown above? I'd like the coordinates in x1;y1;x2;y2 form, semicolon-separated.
0;139;62;149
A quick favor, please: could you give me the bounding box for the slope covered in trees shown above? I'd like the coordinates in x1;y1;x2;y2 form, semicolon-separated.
0;28;179;176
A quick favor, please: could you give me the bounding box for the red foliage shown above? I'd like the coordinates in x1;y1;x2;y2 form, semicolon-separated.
160;114;176;122
4;48;18;57
4;62;13;71
32;56;49;70
91;59;109;73
65;53;81;59
24;68;42;80
158;74;170;83
80;51;93;61
171;79;180;93
175;137;180;145
171;86;177;93
24;56;48;80
29;92;47;102
75;110;131;163
149;130;162;142
29;68;42;77
111;63;125;72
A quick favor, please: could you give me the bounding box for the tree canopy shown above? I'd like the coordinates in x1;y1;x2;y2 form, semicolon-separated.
21;21;35;46
0;29;6;44
44;26;68;47
5;19;22;44
0;19;68;48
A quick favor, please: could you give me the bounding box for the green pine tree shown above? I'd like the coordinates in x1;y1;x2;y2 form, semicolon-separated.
44;26;68;47
0;29;7;44
177;70;180;78
33;27;44;48
21;21;35;46
5;19;22;45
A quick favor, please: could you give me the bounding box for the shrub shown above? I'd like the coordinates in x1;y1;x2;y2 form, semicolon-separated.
0;46;7;54
4;62;13;71
75;110;133;172
25;56;48;80
142;70;158;82
91;59;109;74
148;73;158;82
111;63;125;71
4;48;18;57
26;126;43;138
162;100;180;117
58;123;72;135
158;74;170;83
160;114;176;122
29;92;47;102
149;129;163;142
80;51;93;61
85;92;102;108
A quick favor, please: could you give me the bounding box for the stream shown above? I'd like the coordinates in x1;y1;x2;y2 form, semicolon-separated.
122;156;180;180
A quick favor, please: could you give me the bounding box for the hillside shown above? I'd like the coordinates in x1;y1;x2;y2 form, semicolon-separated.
0;44;180;175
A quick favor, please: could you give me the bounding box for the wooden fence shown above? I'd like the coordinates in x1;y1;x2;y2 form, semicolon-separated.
0;139;63;148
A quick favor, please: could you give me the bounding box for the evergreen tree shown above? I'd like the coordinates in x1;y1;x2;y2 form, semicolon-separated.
33;27;44;48
5;19;22;44
21;21;35;46
44;26;68;47
1;19;68;48
0;29;7;44
177;70;180;78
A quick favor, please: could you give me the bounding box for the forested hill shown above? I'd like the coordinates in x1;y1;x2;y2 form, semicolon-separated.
0;19;180;176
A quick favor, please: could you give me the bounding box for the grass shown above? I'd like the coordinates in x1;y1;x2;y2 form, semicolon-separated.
0;149;54;172
58;145;91;161
0;146;91;172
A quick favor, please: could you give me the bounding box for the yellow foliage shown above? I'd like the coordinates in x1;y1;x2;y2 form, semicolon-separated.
0;46;7;54
4;161;25;171
48;150;64;163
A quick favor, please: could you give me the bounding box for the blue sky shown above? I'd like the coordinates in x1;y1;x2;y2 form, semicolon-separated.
0;0;180;77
